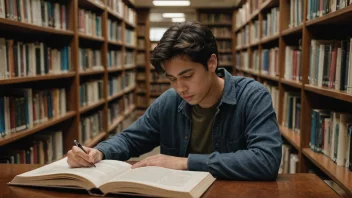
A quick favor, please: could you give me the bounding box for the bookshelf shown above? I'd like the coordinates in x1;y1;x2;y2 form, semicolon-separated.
0;0;137;164
197;9;234;74
234;0;352;195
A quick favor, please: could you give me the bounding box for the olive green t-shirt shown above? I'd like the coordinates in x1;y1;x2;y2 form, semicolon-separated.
189;103;218;154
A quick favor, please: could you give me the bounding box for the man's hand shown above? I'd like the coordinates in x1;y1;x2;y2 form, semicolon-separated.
131;154;188;170
67;146;104;168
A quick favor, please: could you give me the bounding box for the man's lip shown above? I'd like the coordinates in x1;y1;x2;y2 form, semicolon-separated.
183;95;193;99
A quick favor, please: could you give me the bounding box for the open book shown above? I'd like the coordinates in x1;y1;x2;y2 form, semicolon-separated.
8;158;216;198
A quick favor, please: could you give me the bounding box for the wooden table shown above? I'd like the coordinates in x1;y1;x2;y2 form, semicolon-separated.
0;164;340;198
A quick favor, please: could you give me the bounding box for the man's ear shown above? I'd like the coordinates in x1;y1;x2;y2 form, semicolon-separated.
207;54;217;72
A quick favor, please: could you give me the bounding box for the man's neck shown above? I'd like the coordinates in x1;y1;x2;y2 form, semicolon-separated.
198;76;225;108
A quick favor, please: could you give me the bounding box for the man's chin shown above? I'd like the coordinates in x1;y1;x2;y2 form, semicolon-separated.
185;100;198;105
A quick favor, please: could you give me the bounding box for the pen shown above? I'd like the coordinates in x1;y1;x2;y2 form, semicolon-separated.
74;140;96;168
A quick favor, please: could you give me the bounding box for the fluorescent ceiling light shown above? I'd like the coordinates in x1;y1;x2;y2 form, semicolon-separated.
153;1;190;6
162;13;185;18
172;17;185;22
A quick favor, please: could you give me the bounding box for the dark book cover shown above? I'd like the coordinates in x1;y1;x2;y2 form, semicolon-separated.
348;123;352;171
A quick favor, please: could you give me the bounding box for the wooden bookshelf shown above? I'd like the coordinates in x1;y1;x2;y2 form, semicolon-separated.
124;65;136;70
306;5;352;27
108;91;125;102
108;40;123;46
197;8;234;74
260;34;280;45
259;73;279;82
282;24;303;37
0;72;76;85
281;79;302;89
79;70;105;76
124;104;136;117
0;18;75;36
79;0;105;11
125;44;136;50
107;9;124;21
108;115;125;133
84;131;106;148
0;111;76;146
302;148;352;194
124;85;136;94
136;8;152;116
234;0;352;194
79;99;106;114
280;126;300;150
0;0;138;161
107;67;124;73
78;33;105;42
304;85;352;103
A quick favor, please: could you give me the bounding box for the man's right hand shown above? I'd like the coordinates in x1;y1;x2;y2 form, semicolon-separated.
67;146;104;168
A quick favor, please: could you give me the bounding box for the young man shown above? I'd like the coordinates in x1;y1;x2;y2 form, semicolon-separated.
67;21;282;180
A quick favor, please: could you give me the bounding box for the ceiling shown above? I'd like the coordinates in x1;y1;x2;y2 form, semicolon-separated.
134;0;241;8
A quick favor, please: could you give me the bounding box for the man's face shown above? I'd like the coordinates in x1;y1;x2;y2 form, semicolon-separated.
163;56;213;105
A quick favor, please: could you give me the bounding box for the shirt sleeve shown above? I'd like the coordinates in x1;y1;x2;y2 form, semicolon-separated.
187;88;282;180
94;96;162;161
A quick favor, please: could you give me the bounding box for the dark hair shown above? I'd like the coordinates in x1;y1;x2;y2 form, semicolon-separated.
150;21;218;74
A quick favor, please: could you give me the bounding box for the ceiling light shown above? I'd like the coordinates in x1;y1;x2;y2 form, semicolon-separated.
162;13;185;18
153;1;190;6
172;17;185;22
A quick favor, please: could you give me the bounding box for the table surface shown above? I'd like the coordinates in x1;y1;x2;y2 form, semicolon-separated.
0;164;340;198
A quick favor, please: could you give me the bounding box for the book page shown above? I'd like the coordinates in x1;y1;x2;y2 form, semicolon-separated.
17;157;132;187
106;166;210;192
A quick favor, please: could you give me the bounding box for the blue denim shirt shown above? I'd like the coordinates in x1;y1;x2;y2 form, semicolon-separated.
95;69;282;180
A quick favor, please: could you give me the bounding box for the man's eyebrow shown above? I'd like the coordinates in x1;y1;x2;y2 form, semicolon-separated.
165;68;194;78
178;68;193;76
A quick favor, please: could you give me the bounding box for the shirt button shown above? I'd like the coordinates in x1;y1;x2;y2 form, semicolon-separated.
185;136;188;140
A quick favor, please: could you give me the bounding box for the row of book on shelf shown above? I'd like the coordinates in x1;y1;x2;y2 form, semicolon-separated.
79;80;104;108
108;19;122;42
307;0;352;21
80;48;135;72
0;97;137;164
235;37;352;88
237;7;279;48
0;38;71;79
78;9;102;38
0;94;136;164
78;8;136;45
279;144;299;174
264;83;301;133
108;71;136;96
80;110;104;144
266;83;352;171
263;83;300;174
309;39;352;93
0;130;63;164
236;0;351;33
310;110;352;171
79;48;103;72
0;88;67;137
0;38;138;79
0;0;137;28
0;0;68;30
235;47;280;78
106;0;136;26
199;13;232;24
